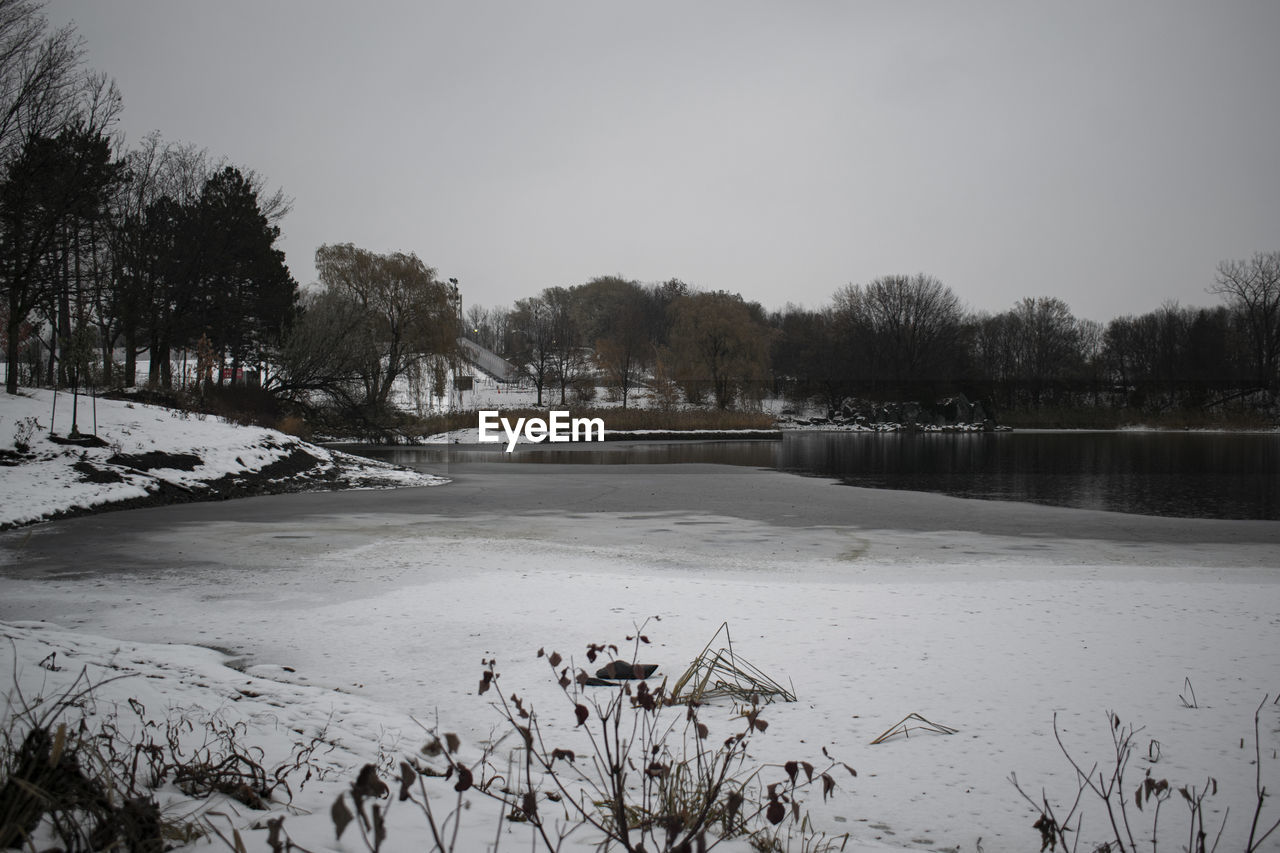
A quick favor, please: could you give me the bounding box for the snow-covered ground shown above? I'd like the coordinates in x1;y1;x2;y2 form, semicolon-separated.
2;390;1278;852
3;504;1278;849
0;389;445;528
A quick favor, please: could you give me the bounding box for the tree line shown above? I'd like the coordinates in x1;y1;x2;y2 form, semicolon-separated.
472;257;1280;418
0;0;461;435
0;0;298;398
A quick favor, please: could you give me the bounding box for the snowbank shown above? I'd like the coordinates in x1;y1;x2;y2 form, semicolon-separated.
0;389;445;529
3;497;1278;851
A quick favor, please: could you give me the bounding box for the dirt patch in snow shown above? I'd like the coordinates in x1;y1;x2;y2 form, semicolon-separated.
107;450;203;471
72;461;127;484
15;449;352;529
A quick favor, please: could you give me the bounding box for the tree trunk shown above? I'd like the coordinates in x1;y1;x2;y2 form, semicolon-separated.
4;308;21;394
123;326;138;388
46;328;57;387
160;343;172;388
148;328;161;385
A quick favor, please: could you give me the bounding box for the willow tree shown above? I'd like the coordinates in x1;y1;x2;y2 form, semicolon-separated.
303;243;457;416
665;290;771;409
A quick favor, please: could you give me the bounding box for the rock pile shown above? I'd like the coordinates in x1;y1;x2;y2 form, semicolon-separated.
780;393;1003;432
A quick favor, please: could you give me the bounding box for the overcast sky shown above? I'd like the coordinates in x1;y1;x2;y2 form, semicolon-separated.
45;1;1280;321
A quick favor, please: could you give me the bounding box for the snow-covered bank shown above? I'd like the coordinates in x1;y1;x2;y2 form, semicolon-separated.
0;389;446;529
3;488;1278;851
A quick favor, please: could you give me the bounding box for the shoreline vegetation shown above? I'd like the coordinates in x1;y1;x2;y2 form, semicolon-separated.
102;387;1280;445
372;405;1277;445
409;407;778;441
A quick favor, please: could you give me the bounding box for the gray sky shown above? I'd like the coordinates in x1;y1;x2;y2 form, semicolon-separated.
45;1;1280;321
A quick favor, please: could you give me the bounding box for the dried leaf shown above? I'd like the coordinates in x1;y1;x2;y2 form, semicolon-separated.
696;722;709;740
479;670;493;695
398;761;416;801
821;773;836;801
549;651;562;668
522;790;538;820
726;790;744;821
766;801;785;825
552;748;576;763
352;764;388;800
801;761;814;782
785;761;799;783
843;763;857;777
454;764;473;792
331;795;353;839
575;704;589;727
646;762;669;779
445;732;461;753
266;816;285;853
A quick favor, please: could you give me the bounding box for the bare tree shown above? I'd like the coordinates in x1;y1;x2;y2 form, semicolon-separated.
1212;251;1280;393
574;276;652;408
509;295;555;405
1;0;101;394
0;0;83;163
272;287;368;414
312;243;456;415
1008;296;1083;405
542;285;583;405
832;273;964;396
665;290;771;409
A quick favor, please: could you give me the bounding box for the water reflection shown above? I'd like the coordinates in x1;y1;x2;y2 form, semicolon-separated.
367;440;778;468
777;431;1279;520
345;431;1279;520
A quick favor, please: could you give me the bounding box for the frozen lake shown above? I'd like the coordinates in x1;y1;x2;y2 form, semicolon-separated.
344;429;1280;519
4;462;1278;851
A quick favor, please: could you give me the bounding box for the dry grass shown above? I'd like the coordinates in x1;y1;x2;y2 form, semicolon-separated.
1;668;333;852
409;407;776;438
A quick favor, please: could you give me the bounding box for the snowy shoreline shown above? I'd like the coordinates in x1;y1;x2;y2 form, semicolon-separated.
0;389;447;530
